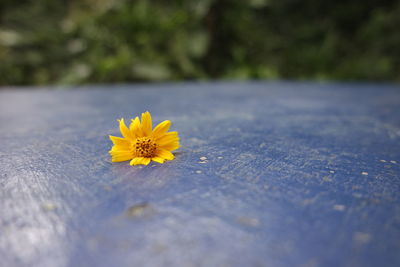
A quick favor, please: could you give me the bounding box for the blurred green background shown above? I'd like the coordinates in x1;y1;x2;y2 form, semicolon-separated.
1;0;400;85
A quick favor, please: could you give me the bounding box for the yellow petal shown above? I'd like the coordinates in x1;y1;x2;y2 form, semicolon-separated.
118;118;134;140
109;146;130;153
130;157;151;165
141;111;152;136
110;150;133;162
109;135;130;147
111;146;132;153
152;120;171;138
130;117;142;137
158;137;179;147
156;131;179;144
160;141;180;151
130;157;144;165
156;148;175;160
152;157;165;164
141;158;151;165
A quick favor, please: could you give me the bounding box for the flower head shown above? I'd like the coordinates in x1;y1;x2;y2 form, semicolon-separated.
109;111;180;165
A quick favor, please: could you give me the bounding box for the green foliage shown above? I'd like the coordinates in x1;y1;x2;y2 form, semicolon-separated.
0;0;399;85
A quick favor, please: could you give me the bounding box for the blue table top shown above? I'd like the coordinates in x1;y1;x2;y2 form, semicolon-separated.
1;81;400;267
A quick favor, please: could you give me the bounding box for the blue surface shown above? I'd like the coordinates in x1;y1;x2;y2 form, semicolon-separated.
1;81;400;267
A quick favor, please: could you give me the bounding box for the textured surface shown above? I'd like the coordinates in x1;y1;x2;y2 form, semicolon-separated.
1;82;400;267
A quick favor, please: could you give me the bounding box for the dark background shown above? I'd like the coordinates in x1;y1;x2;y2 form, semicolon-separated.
1;0;399;86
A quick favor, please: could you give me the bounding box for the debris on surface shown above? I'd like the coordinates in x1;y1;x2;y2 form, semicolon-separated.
42;202;57;211
125;203;155;218
333;205;346;211
198;156;208;164
195;170;202;174
361;172;368;175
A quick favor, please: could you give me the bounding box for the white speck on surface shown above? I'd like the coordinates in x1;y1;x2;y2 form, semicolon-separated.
217;156;223;159
380;159;386;162
199;156;207;161
353;232;371;244
329;170;335;174
259;143;267;148
390;160;397;164
42;203;57;211
198;161;207;164
195;170;202;174
333;204;346;211
361;172;368;175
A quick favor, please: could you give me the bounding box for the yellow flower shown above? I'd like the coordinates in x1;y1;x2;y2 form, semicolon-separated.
109;111;180;166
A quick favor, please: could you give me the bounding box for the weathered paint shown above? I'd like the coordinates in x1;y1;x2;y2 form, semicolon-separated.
0;82;400;267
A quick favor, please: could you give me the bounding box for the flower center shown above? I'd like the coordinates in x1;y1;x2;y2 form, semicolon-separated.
133;137;157;158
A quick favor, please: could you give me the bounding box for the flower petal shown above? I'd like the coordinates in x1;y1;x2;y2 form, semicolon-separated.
130;117;142;137
110;150;133;162
152;157;165;164
110;146;131;152
160;141;180;151
141;158;151;165
130;157;151;165
119;118;134;140
130;157;144;165
152;120;171;138
156;131;179;144
156;148;175;160
141;111;152;136
109;135;130;147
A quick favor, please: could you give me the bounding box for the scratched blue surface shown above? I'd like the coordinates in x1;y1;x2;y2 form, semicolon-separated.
1;82;400;267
